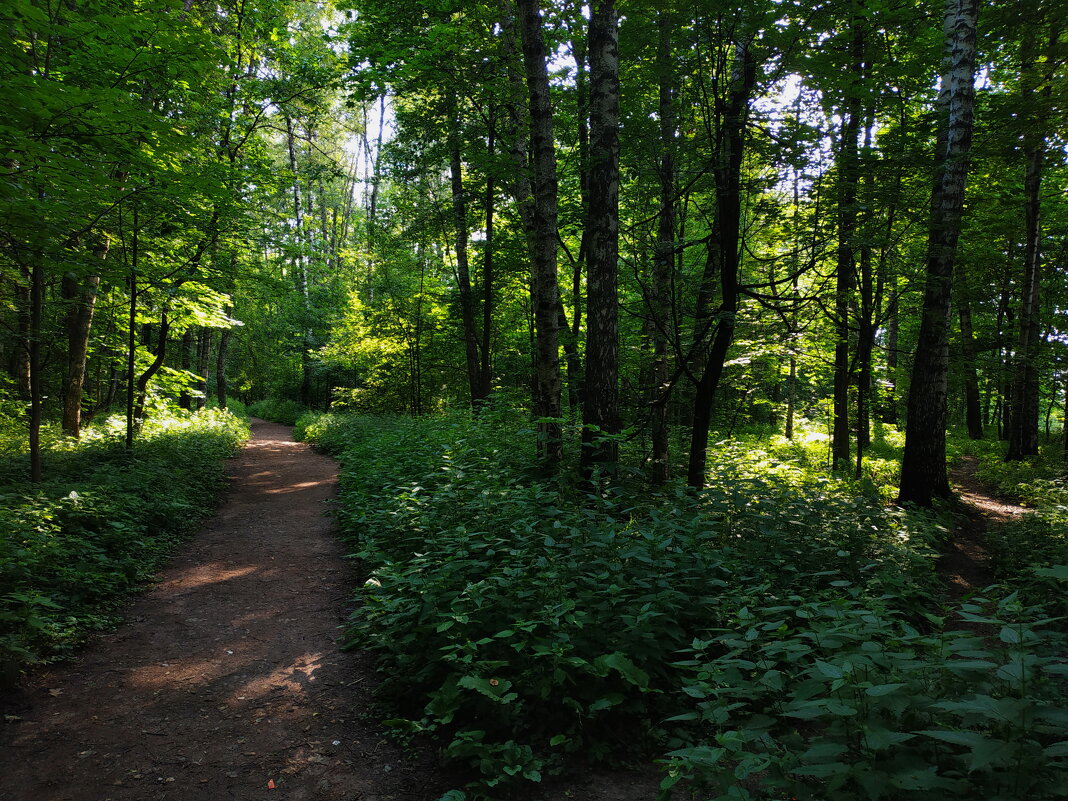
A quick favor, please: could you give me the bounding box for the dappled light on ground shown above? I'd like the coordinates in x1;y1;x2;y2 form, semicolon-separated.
0;419;447;801
158;563;259;591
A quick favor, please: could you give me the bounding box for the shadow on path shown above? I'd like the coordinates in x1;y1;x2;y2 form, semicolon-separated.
0;418;446;801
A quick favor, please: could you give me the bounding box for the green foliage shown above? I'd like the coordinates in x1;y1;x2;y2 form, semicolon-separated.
0;409;248;677
952;437;1068;509
247;398;310;426
661;593;1068;801
304;412;960;798
947;435;1068;615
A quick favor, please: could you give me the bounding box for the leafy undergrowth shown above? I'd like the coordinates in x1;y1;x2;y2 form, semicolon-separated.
247;397;310;426
951;437;1068;619
302;411;1068;801
0;409;248;679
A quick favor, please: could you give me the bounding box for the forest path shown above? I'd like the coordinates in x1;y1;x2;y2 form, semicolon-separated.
943;455;1028;596
0;418;446;801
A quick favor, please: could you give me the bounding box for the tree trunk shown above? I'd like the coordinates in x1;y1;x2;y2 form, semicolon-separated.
649;11;675;483
28;257;44;483
126;212;139;450
995;259;1014;440
580;0;621;475
956;264;983;439
448;94;483;410
855;243;874;478
61;262;103;438
285;113;314;409
216;327;231;409
832;20;864;471
479;116;496;403
882;292;899;424
517;0;564;466
179;329;193;410
15;279;31;401
195;328;211;411
898;0;980;506
1006;28;1047;461
686;35;755;489
134;314;172;422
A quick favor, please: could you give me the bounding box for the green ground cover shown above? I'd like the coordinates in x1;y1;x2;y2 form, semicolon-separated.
300;411;1068;801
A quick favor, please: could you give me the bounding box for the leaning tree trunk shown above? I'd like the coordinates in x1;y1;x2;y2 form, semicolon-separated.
581;0;621;475
134;313;172;422
517;0;564;466
687;35;756;489
898;0;980;506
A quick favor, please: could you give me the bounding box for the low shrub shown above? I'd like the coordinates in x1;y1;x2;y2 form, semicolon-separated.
247;398;309;426
303;413;1046;799
661;592;1068;801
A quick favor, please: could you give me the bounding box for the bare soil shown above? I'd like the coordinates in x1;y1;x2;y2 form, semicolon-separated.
0;419;450;801
943;455;1028;598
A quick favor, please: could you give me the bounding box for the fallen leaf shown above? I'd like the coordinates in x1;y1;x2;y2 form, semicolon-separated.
267;779;276;789
48;689;62;697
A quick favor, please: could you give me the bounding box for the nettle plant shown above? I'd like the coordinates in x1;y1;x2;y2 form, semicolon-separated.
660;593;1068;801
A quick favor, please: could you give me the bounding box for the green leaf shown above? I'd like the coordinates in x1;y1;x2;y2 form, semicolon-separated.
1032;565;1068;580
792;762;849;777
865;683;907;696
801;741;848;762
916;729;989;748
666;745;725;767
759;669;783;691
593;652;650;689
814;659;844;679
999;626;1022;644
1045;742;1068;758
457;675;514;703
863;726;915;750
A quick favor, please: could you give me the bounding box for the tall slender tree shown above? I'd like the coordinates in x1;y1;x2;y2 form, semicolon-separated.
898;0;981;505
581;0;621;474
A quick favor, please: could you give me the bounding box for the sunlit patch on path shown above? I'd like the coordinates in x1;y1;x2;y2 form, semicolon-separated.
0;418;445;801
944;455;1030;598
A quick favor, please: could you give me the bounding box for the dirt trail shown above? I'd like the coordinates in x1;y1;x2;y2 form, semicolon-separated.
0;419;446;801
943;455;1029;597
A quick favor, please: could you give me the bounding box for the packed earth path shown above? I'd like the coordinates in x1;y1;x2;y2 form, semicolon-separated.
0;418;450;801
944;455;1029;597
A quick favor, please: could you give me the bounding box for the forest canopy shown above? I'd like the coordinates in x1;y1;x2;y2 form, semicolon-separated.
1;0;1066;486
